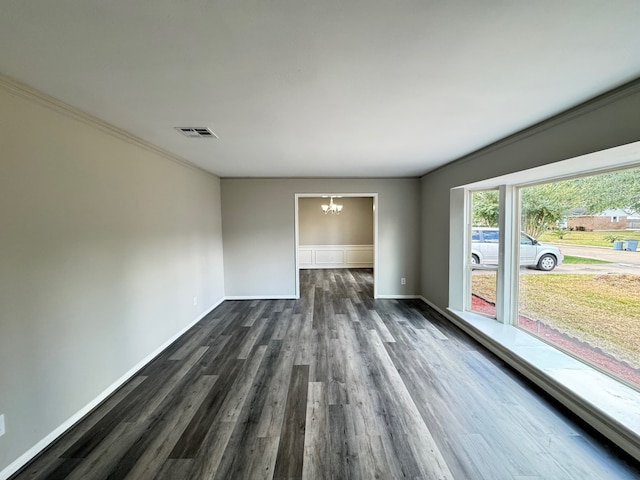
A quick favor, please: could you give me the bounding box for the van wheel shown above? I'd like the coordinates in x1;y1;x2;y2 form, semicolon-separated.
537;254;556;271
471;254;479;265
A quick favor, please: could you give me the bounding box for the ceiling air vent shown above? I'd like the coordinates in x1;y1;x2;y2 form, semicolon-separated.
175;127;218;138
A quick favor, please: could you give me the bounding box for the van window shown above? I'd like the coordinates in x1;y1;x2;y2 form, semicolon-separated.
483;230;499;243
520;233;534;245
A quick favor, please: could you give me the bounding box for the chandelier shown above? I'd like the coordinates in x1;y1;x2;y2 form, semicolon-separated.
321;196;343;215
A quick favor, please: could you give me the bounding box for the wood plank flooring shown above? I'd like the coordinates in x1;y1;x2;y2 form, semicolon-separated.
12;269;640;479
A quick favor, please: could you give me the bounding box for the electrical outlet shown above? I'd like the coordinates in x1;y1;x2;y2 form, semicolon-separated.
0;414;5;437
400;277;406;285
193;296;198;306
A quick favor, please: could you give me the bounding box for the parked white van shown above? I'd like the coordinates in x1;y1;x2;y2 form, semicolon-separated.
471;227;563;271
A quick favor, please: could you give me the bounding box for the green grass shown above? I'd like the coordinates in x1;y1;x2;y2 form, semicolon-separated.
472;272;640;368
539;229;640;247
562;255;611;264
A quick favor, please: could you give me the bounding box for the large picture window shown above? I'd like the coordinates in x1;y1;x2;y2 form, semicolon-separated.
516;169;640;389
463;165;640;389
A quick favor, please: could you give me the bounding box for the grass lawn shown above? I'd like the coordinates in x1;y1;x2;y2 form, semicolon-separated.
539;229;640;247
562;255;611;264
472;272;640;368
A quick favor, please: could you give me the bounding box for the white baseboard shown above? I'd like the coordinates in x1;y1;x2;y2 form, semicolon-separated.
0;297;224;480
301;264;374;269
224;295;297;300
375;294;422;299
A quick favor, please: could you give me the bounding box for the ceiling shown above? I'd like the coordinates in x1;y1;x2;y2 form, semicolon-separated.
2;1;640;178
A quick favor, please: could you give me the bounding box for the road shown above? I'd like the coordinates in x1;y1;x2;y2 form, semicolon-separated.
545;243;640;275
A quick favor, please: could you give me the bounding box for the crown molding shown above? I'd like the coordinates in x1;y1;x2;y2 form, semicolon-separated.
0;74;217;178
425;76;640;177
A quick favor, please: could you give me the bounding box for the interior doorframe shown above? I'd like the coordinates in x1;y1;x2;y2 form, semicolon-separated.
294;193;379;299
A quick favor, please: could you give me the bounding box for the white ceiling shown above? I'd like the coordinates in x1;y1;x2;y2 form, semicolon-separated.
2;1;640;178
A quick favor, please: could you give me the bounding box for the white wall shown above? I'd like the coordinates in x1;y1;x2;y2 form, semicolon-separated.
420;79;640;309
0;82;225;475
299;197;373;245
221;178;420;297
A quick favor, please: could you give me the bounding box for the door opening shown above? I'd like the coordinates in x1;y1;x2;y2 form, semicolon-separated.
294;193;378;298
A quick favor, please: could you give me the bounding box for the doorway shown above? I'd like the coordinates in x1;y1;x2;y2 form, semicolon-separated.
294;193;378;299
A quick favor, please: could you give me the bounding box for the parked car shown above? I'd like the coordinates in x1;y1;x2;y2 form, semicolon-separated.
471;227;563;271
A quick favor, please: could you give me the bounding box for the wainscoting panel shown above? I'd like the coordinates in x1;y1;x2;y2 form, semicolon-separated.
316;249;345;265
298;249;313;266
299;245;373;269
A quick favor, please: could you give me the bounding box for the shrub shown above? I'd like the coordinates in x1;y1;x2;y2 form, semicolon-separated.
550;228;569;239
604;233;622;243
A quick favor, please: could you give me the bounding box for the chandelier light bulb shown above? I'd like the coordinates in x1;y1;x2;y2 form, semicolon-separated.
321;196;343;215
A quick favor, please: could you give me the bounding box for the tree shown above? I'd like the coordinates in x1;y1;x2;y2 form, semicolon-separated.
471;166;640;239
521;182;577;238
471;183;578;239
472;190;499;226
570;168;640;214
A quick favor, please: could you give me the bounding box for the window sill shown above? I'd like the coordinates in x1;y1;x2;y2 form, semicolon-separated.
446;308;640;460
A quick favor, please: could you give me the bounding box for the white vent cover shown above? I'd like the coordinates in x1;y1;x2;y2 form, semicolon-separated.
175;127;218;138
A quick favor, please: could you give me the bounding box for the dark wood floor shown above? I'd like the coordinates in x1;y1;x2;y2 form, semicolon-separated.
12;269;640;479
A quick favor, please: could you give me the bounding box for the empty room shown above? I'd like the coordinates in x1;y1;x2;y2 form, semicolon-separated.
2;2;640;479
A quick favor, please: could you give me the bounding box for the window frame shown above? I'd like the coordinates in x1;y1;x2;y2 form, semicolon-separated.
447;141;640;462
452;141;640;326
460;185;520;323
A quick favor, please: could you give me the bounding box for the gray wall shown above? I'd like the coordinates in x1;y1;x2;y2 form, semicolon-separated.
420;80;640;309
0;85;225;473
221;178;420;297
299;197;374;245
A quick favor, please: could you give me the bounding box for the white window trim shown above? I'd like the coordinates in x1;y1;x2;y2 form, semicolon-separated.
447;140;640;460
